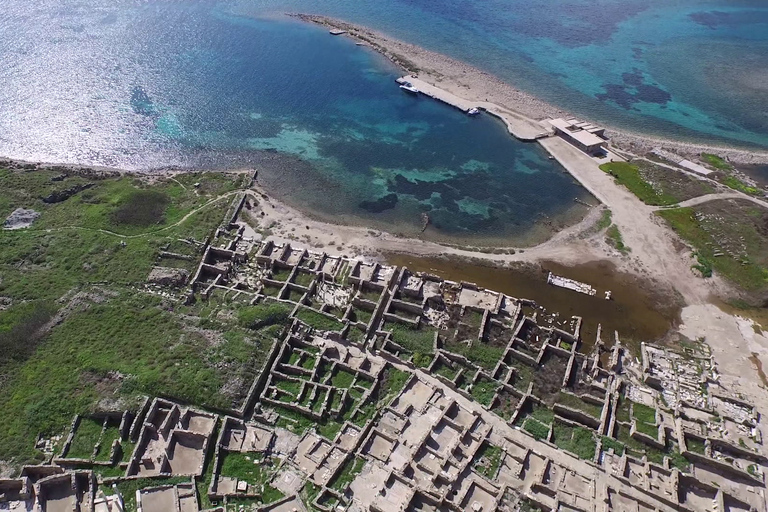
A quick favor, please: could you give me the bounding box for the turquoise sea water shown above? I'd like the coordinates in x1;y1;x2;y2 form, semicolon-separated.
0;0;766;240
243;0;768;149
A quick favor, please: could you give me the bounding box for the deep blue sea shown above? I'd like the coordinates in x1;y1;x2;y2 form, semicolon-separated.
0;0;766;241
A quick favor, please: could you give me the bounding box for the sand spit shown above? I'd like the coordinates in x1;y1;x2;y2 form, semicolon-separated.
291;13;768;165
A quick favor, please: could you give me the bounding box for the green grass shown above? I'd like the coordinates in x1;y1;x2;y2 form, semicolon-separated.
470;377;497;407
669;449;690;472
317;419;344;441
261;485;285;504
0;169;257;466
271;268;292;282
600;162;676;206
701;153;732;171
412;352;432;368
331;369;355;389
352;400;377;428
67;417;103;459
262;284;282;297
273;407;315;435
692;251;713;278
0;301;57;371
300;355;316;371
345;326;367;344
96;424;121;462
359;289;381;302
301;482;322;509
531;404;554;425
388;322;435;356
120;437;137;463
287;288;305;303
464;344;504;371
434;360;460;381
523;419;549;441
293;271;315;287
635;420;658;438
286;352;301;366
615;424;650;455
552;423;596;460
220;451;266;484
511;363;534;392
311;389;327;412
601;436;625;456
92;464;126;479
463;309;484;330
0;169;239;238
596;209;612;231
295;307;343;332
329;456;365;491
472;443;503;479
349;308;372;325
632;403;657;424
111;190;170;227
274;378;302;398
298;387;314;408
722;175;760;195
606;224;629;253
0;290;270;464
379;367;410;404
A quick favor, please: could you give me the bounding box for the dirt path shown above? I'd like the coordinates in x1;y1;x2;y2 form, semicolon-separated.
669;191;768;210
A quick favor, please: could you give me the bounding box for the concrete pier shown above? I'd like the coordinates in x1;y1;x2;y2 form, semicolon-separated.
397;75;552;141
397;76;478;114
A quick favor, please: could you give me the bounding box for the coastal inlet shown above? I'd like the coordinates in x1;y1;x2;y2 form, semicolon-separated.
0;5;593;246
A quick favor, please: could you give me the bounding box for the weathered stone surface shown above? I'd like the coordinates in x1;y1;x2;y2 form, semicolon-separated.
3;208;40;229
41;183;94;204
147;266;190;287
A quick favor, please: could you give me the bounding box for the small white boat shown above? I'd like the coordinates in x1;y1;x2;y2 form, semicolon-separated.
399;82;419;94
467;107;481;116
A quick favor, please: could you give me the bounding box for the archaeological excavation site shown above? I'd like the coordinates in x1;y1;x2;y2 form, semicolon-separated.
2;185;767;512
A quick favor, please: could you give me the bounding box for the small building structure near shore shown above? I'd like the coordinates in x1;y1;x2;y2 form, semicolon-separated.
549;118;608;155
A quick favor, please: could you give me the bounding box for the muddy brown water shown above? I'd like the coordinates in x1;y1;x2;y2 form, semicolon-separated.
385;254;681;353
737;164;768;189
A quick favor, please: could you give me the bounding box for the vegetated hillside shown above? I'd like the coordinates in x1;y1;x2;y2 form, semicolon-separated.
0;167;274;466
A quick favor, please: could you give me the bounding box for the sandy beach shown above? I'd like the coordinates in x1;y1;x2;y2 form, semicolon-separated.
292;13;768;165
